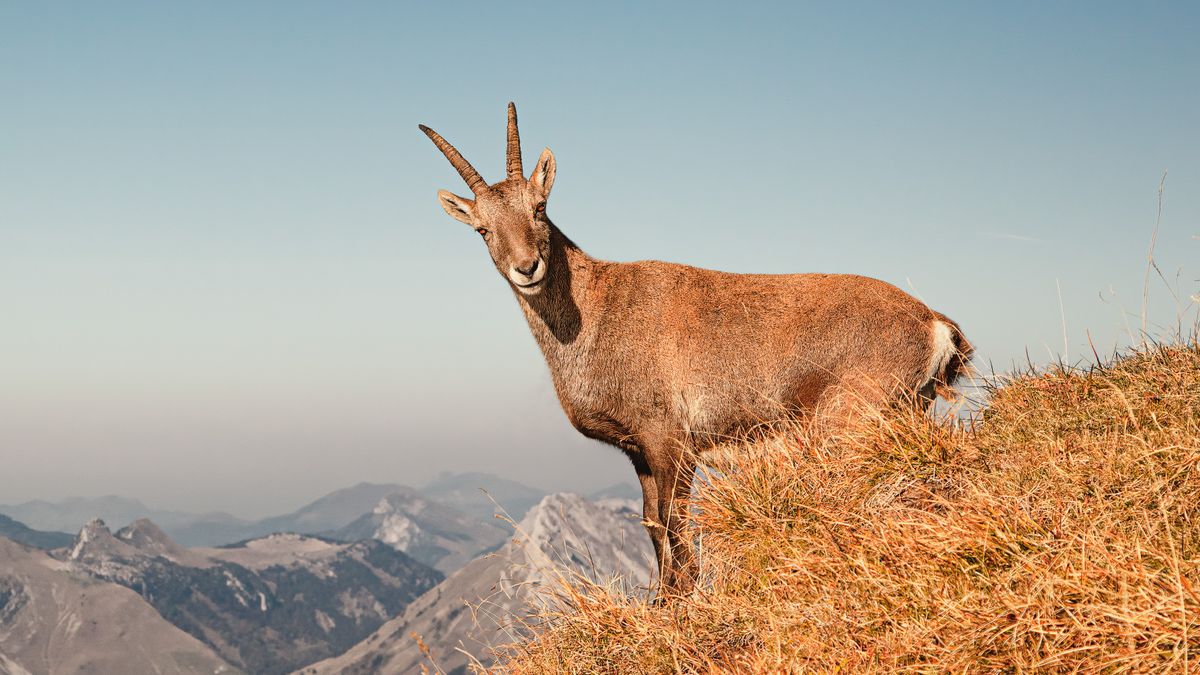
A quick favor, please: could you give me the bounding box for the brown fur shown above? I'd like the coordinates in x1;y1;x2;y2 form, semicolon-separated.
420;104;974;598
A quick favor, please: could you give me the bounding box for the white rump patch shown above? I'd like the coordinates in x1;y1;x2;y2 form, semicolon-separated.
926;321;956;383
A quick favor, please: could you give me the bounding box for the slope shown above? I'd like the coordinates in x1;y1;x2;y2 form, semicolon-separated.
0;536;237;675
500;342;1200;673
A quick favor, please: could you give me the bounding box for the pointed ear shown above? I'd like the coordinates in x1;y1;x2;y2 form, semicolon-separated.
437;190;475;225
530;148;556;200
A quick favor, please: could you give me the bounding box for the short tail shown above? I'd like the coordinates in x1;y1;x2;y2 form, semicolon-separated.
929;315;974;400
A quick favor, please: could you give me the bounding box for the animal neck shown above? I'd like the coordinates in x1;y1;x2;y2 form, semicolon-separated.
512;224;597;362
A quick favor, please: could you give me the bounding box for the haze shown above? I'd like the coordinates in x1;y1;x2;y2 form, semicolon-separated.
2;3;1197;517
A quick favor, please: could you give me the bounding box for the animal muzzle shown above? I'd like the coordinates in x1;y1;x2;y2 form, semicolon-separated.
508;256;547;291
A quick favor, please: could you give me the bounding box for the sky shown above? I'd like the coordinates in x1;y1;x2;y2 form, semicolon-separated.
2;2;1198;517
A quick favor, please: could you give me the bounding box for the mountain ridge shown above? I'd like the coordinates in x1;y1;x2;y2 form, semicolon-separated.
299;492;654;675
61;517;443;674
0;513;73;550
1;473;558;548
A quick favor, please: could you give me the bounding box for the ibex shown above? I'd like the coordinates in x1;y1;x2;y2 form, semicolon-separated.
419;104;972;597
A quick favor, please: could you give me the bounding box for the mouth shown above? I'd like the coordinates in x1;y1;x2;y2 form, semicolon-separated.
508;259;548;293
512;276;545;294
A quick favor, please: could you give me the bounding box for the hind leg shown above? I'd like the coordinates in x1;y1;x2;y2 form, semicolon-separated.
916;378;939;412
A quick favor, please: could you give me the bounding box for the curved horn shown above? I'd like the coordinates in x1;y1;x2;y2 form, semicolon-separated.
418;124;487;194
506;102;523;179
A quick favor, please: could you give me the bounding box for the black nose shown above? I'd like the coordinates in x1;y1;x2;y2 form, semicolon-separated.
515;258;539;277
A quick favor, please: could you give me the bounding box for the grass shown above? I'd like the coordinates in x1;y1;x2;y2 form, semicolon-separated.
492;339;1200;673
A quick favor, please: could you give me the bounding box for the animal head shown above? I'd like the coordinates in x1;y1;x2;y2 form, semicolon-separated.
420;103;557;295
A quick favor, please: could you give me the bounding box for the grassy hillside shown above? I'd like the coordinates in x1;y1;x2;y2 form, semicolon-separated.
496;341;1200;673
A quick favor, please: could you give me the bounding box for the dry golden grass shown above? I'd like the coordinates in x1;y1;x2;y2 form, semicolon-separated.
495;340;1200;673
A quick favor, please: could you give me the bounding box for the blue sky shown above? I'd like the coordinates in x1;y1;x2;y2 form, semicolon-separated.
2;3;1197;516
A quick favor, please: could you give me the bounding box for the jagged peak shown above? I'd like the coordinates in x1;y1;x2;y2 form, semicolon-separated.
115;518;184;557
69;518;124;561
81;517;110;533
116;517;167;539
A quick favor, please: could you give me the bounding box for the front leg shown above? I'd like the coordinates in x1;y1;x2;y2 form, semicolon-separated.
624;448;669;593
633;460;667;591
654;450;698;598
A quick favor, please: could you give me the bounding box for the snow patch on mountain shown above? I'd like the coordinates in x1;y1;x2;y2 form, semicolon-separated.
371;499;424;551
328;492;509;573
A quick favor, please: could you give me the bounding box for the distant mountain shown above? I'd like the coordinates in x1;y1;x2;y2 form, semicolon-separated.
326;491;509;573
2;476;551;550
164;482;424;546
0;483;424;548
0;514;73;550
421;471;548;528
0;536;238;674
0;495;156;532
0;495;247;547
248;482;412;538
159;511;256;547
179;482;425;546
62;518;442;675
300;493;654;675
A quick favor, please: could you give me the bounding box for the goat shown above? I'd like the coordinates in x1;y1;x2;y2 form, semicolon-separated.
419;104;973;597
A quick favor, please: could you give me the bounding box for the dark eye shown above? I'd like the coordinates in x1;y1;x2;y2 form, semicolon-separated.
535;203;546;214
476;227;488;237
